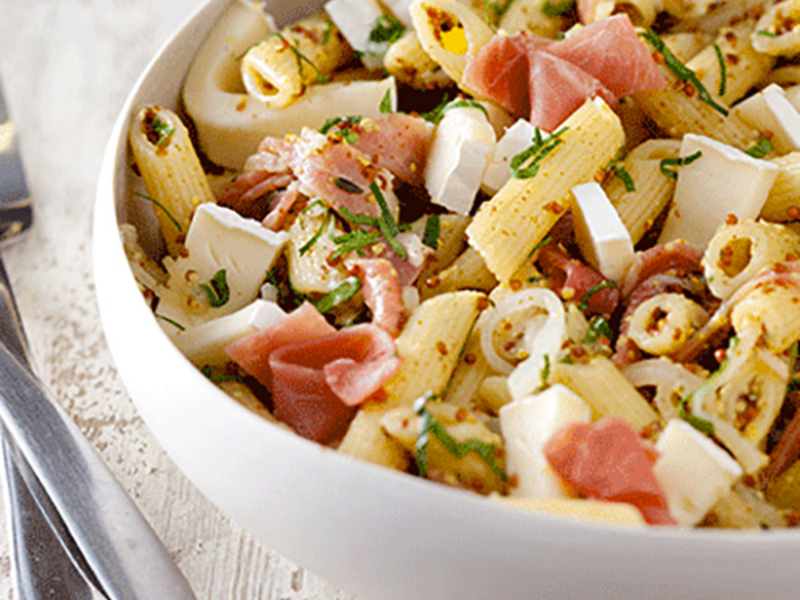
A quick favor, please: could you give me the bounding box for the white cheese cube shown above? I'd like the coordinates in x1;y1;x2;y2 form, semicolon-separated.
173;300;286;367
424;106;496;215
653;419;743;527
658;134;779;249
499;385;592;499
325;0;386;70
734;84;800;154
179;203;290;315
481;119;541;195
571;182;635;284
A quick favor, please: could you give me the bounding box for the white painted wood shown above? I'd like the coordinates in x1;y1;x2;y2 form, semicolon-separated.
0;1;355;598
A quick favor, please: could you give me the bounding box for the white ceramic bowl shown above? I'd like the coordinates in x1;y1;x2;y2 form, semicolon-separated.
94;2;800;598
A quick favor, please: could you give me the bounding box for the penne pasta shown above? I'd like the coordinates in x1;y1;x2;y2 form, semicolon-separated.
467;98;625;282
383;29;453;89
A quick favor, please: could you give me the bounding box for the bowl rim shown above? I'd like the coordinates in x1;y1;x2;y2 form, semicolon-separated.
94;0;800;576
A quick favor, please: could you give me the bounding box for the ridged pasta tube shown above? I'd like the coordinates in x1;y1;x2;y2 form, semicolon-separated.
622;358;705;420
128;106;215;256
409;0;494;92
497;0;565;37
241;14;352;108
550;356;659;431
468;98;625;282
763;152;800;222
605;139;680;245
732;277;800;354
702;219;800;300
627;293;709;356
751;1;800;57
384;30;452;89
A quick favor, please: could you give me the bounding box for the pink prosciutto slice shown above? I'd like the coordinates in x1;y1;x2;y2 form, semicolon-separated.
537;244;620;317
225;302;334;390
463;15;664;130
349;258;406;337
547;15;666;99
543;417;675;526
336;114;434;187
269;324;401;443
262;181;303;232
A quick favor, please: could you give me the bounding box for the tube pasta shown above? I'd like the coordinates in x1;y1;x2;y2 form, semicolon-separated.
183;1;397;168
762;152;800;222
550;356;659;431
731;277;800;354
420;246;497;299
409;0;494;91
703;219;800;300
627;293;709;356
338;400;410;469
383;30;452;89
383;290;485;406
241;15;352;108
468;98;625;282
662;32;709;62
582;0;660;28
751;1;800;57
604;139;680;244
688;22;775;108
128;106;215;257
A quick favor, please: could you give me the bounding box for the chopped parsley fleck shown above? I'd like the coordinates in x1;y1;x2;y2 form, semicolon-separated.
371;181;408;259
712;43;727;98
321;19;334;45
541;0;574;17
745;135;773;159
200;269;230;308
532;235;553;253
540;354;551;383
757;30;778;37
333;177;364;194
640;29;729;117
660;150;703;180
423;214;441;250
379;89;393;114
200;365;242;383
368;14;406;46
483;0;517;29
414;393;507;481
150;116;175;148
578;280;618;312
314;276;362;313
267;32;329;83
510;126;568;179
132;191;182;232
320;115;361;136
583;316;614;345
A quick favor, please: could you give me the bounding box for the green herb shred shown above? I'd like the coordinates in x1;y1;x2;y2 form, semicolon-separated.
132;191;182;232
379;89;393;114
414;394;508;481
299;210;331;256
578;280;618;312
201;269;230;308
483;0;517;29
583;316;614;345
678;395;716;436
422;96;489;123
321;19;334;45
267;32;329;83
315;276;362;313
757;30;778;37
510;126;568;179
660;150;703;180
334;177;364;194
423;214;441;250
320;115;361;135
712;43;727;97
605;149;635;192
369;14;406;45
745;135;773;159
155;313;185;331
541;0;574;17
330;229;381;260
200;365;242;383
370;181;408;260
532;235;553;253
540;354;551;384
151;116;175;148
640;29;729;117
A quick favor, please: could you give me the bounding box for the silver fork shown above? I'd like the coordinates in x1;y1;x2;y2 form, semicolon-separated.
0;76;196;599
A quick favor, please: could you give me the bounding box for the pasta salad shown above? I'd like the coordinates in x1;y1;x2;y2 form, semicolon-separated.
123;0;800;529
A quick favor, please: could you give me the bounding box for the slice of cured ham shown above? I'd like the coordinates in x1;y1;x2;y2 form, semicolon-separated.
225;302;401;444
348;258;406;337
463;15;665;130
543;417;676;526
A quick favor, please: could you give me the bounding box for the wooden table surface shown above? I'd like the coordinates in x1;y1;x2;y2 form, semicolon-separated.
0;1;355;598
